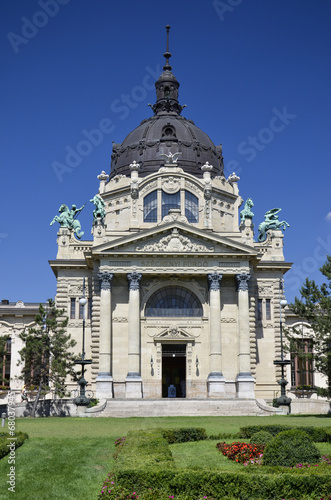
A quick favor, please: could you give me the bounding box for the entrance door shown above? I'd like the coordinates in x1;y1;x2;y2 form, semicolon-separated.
162;344;186;398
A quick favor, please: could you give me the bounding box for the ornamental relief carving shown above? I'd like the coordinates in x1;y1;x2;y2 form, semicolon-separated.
153;327;195;342
161;176;180;194
184;180;200;195
140;181;157;195
112;317;128;323
221;317;236;323
256;284;274;296
146;325;201;338
136;228;214;253
69;284;92;296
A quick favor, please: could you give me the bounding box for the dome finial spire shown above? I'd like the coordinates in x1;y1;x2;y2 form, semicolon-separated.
163;25;172;71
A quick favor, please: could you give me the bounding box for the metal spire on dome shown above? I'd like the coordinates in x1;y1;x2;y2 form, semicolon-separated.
163;25;172;71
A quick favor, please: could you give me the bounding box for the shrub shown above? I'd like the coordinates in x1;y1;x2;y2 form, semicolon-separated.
263;428;321;467
250;430;273;445
162;428;207;444
0;432;29;459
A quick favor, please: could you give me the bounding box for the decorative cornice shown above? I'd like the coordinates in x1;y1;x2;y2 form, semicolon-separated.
127;272;142;290
97;271;114;291
236;273;251;291
207;273;223;291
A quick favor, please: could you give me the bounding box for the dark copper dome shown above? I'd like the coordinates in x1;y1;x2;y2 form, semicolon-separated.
109;27;224;180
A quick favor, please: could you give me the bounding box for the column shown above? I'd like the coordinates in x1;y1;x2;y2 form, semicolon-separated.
235;273;255;399
207;273;226;398
96;271;113;399
126;272;143;398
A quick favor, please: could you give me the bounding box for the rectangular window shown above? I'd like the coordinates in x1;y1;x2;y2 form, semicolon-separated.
79;301;84;320
79;298;92;319
265;299;271;320
290;339;314;388
70;298;76;320
143;190;158;222
162;191;180;218
257;299;262;321
185;191;199;223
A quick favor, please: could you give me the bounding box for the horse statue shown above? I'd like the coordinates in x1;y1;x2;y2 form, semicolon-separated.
240;198;254;225
258;208;289;242
50;203;85;239
90;194;106;223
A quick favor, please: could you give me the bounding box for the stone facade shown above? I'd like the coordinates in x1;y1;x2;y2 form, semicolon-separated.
49;161;292;401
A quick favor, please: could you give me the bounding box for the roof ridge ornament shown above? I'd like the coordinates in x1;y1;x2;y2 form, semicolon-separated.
163;25;172;71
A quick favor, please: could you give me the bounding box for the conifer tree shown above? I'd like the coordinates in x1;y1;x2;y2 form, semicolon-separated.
18;299;77;417
290;255;331;397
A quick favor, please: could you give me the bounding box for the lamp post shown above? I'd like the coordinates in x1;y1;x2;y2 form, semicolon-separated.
273;279;291;408
73;278;92;406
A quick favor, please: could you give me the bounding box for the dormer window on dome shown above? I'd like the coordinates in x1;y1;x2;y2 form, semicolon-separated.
161;124;177;142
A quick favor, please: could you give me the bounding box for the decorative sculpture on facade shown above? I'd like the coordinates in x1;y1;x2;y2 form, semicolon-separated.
90;194;106;224
158;151;181;164
240;198;254;225
50;203;85;239
258;208;290;242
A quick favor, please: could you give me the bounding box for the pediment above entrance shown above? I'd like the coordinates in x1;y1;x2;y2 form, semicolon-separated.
153;326;195;343
92;221;258;258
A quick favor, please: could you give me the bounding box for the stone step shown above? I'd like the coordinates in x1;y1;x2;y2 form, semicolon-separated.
86;398;282;417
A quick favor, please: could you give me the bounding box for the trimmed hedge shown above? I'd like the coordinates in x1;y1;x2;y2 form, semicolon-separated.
99;428;331;500
106;468;331;500
162;428;207;444
0;432;29;459
113;429;174;469
240;425;331;442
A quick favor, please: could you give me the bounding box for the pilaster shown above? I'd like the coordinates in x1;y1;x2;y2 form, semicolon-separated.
126;272;143;398
207;273;226;397
235;273;255;398
96;271;113;399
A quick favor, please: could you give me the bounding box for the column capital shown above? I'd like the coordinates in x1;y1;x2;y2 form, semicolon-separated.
207;273;223;291
98;271;114;291
236;273;251;291
127;272;142;290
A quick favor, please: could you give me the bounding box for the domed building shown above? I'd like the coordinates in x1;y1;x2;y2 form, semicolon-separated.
47;28;294;414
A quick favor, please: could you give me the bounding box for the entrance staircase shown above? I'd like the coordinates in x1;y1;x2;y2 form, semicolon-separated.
85;398;283;417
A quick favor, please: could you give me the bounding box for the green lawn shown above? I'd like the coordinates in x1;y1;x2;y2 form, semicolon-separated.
0;415;330;500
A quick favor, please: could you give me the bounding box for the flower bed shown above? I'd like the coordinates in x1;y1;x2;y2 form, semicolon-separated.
216;441;264;464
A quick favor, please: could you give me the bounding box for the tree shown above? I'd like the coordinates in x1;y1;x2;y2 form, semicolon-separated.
290;255;331;398
18;299;77;417
0;334;10;388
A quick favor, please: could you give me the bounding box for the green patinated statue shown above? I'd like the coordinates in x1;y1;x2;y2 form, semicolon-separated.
90;194;106;223
50;203;85;239
258;208;289;242
240;198;254;224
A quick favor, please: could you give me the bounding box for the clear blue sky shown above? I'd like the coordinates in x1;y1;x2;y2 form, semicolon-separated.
1;0;330;304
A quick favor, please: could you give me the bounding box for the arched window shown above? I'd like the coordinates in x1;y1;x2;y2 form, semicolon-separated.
145;286;203;317
185;191;198;223
143;190;158;222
